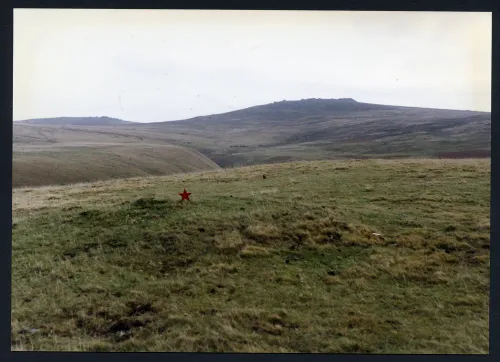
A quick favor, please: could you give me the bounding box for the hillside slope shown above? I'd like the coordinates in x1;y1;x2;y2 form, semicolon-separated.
13;98;491;186
17;116;136;126
14;144;220;188
12;159;490;352
151;98;490;166
13;124;220;187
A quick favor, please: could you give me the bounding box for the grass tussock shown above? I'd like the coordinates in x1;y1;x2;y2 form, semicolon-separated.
12;159;490;353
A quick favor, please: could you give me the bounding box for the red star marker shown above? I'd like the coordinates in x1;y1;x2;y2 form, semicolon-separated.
179;189;192;201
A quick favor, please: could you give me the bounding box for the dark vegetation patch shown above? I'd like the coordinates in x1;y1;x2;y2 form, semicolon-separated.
62;205;82;211
62;242;99;259
444;225;457;232
79;209;105;220
437;150;490;159
131;197;173;210
126;301;157;317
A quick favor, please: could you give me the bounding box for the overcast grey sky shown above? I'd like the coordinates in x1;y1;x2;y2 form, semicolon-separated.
13;10;491;122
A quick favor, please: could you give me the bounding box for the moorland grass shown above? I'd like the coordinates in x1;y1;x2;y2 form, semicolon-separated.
11;159;490;353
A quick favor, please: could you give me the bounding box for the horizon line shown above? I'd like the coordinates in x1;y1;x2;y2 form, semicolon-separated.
13;97;491;123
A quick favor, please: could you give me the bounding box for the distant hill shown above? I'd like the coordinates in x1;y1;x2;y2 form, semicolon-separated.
160;98;482;125
161;98;392;125
16;116;135;126
13;98;491;186
148;98;490;167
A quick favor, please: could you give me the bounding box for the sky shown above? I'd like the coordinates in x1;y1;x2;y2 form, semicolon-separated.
13;9;492;123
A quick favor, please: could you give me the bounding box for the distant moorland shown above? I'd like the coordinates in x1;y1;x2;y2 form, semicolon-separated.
13;98;490;187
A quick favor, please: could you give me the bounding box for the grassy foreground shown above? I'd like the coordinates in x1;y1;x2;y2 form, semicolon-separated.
12;159;490;353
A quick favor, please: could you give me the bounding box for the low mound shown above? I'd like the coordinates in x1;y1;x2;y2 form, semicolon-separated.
13;143;220;187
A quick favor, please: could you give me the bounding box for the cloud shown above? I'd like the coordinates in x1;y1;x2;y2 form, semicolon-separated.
13;10;491;122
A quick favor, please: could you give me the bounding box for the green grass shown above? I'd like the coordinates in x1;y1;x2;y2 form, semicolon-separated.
11;159;490;353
